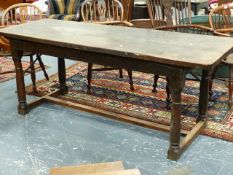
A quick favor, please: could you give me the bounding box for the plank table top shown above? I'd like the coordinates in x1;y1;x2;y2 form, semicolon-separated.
0;19;232;69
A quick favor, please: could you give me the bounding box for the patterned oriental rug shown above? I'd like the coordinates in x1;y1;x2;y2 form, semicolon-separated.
0;57;44;83
26;62;233;142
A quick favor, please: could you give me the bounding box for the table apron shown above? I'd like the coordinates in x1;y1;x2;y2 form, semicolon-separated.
11;39;193;77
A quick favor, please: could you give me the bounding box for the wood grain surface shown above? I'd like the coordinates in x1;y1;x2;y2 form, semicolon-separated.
0;19;232;68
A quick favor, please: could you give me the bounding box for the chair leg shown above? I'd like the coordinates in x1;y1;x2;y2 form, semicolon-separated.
228;65;233;108
87;63;93;94
119;69;123;78
209;79;213;100
152;74;159;92
37;54;49;80
29;55;37;92
208;68;217;101
127;70;134;91
166;76;171;109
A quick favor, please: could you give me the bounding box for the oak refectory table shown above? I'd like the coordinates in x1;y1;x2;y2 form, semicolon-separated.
0;19;232;160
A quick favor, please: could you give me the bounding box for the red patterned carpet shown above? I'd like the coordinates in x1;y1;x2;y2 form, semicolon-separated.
0;57;43;83
26;62;233;142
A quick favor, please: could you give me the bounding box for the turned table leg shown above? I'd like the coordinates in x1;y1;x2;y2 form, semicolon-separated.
198;69;211;122
12;49;26;115
58;58;68;95
167;73;185;160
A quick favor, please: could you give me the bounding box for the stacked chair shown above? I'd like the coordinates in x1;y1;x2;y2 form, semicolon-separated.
81;0;134;93
50;161;141;175
0;3;49;92
208;3;233;106
141;0;215;107
143;0;233;108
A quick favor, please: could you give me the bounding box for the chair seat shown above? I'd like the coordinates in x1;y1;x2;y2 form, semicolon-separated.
48;14;77;21
178;15;209;26
191;53;233;79
0;50;11;56
191;15;209;26
188;15;233;26
191;65;230;79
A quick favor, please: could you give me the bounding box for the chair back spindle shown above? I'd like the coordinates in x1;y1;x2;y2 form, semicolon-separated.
120;0;134;21
146;0;192;28
1;3;42;26
0;3;48;93
209;4;233;33
81;0;123;23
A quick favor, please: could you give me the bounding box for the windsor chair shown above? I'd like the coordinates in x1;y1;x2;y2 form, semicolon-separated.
146;0;216;107
0;3;49;92
81;0;134;93
209;4;233;106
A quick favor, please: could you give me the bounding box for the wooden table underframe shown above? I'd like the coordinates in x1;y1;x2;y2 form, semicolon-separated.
1;19;232;161
11;38;215;161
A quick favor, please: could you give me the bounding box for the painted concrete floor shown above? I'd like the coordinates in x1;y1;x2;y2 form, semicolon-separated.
0;55;233;175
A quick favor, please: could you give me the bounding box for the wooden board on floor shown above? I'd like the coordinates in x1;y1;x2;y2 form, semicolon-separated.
50;161;125;175
75;169;141;175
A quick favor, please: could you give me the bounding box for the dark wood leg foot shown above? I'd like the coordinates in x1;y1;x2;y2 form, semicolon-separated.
58;58;68;95
152;74;159;92
87;63;93;94
18;102;29;115
12;49;27;114
127;70;134;91
167;148;180;161
119;69;123;78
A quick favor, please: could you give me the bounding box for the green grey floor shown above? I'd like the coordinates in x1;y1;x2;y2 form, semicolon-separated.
0;55;233;175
